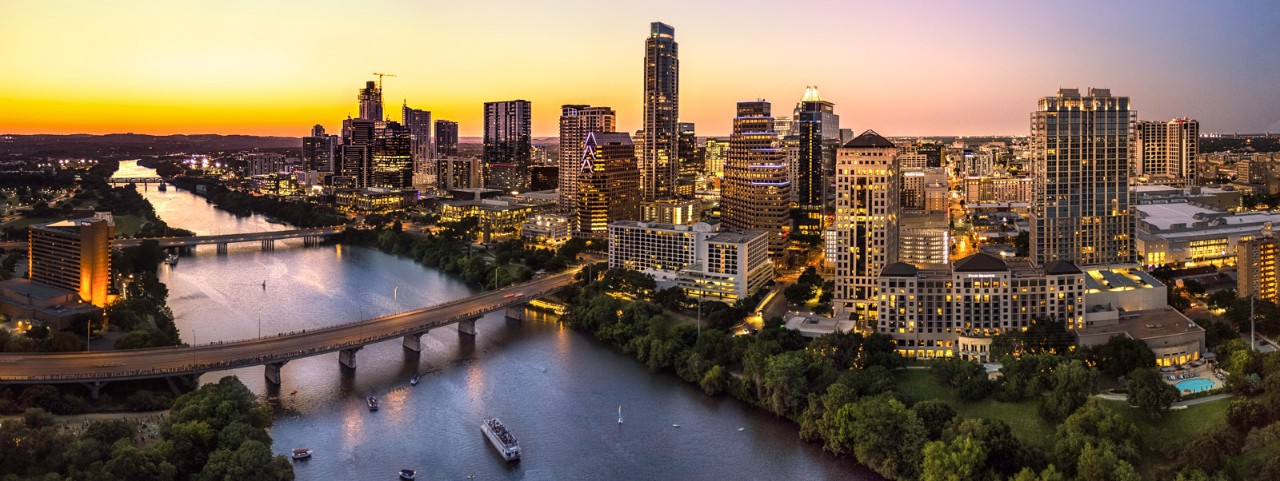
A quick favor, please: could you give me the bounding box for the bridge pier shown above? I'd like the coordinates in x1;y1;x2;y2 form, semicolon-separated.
402;331;428;353
457;317;478;336
303;235;322;247
339;347;362;370
261;239;274;252
81;380;107;400
264;361;288;385
216;243;228;255
504;306;526;320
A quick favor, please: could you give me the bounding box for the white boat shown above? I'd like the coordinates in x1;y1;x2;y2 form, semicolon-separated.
481;417;521;461
410;375;420;386
618;404;623;424
399;469;416;480
291;448;312;460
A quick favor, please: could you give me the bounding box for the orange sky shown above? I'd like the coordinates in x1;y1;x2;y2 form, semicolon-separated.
2;1;1277;137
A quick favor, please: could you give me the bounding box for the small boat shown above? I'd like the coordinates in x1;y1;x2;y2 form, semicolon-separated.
618;405;623;424
410;375;420;386
737;427;745;431
672;424;681;428
291;448;312;460
165;253;179;266
481;417;521;461
399;469;416;480
158;182;167;192
367;396;379;411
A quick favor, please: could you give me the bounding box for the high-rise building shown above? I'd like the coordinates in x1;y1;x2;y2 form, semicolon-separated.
1238;228;1280;304
704;137;729;178
642;22;679;201
833;130;899;324
435;120;459;158
794;86;839;236
483;100;533;192
403;104;434;189
608;220;772;302
1133;118;1199;184
302;124;337;174
577;132;641;238
358;80;383;121
558;105;616;212
440;157;483;190
28;213;114;307
1031;88;1133;267
339;118;376;187
370;121;413;190
676;122;699;197
721;101;791;259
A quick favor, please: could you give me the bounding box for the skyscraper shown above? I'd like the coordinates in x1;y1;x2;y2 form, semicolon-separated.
1031;88;1133;267
676;122;699;197
483;100;532;192
370;120;413;189
435;120;459;158
833;130;899;324
558;105;616;212
358;81;383;121
1238;227;1280;304
1133;118;1199;184
28;212;114;307
794;86;839;236
339;118;376;187
577;132;641;238
402;104;434;189
642;22;679;201
721;101;791;259
302;124;337;173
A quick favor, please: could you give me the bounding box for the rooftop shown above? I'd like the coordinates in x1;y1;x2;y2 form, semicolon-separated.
783;313;857;338
953;253;1008;272
1085;268;1164;292
843;130;894;149
1077;308;1203;341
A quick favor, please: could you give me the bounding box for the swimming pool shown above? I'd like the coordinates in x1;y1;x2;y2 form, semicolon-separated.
1176;378;1216;393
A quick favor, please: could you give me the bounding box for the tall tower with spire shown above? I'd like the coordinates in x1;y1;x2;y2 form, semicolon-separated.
793;86;839;235
642;22;679;202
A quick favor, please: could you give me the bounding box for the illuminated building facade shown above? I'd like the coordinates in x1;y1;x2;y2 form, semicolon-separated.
302;124;337;174
793;86;839;236
642;198;699;225
833;130;899;324
558;105;616;212
403;104;435;189
28;213;115;307
483;100;532;192
1133;118;1199;184
522;213;573;248
876;254;1085;361
1031;88;1133;267
370;121;413;189
704;137;729;178
1238;231;1280;304
608;220;772;302
642;22;679;201
676;122;699;197
576;132;640;238
721;100;791;259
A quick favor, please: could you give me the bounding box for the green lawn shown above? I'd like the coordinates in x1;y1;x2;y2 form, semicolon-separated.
895;369;1056;448
1;216;56;232
112;214;144;237
895;369;1231;454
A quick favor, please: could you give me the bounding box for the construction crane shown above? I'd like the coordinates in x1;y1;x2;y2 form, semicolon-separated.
372;72;396;90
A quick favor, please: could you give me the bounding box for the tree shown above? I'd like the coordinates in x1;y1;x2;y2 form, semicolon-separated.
700;365;730;396
990;318;1073;358
1053;399;1140;472
912;400;957;440
1226;398;1269;433
921;435;986;481
1125;368;1180;419
931;358;993;401
1009;465;1066;481
827;395;927;481
1040;360;1098;422
1075;443;1140;481
1089;336;1156;379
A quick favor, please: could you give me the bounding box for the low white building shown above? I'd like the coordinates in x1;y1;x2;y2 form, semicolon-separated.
608;220;772;302
521;213;573;248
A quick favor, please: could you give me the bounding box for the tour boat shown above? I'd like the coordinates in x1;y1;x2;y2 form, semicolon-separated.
480;417;521;461
399;469;417;480
290;448;312;460
367;396;379;411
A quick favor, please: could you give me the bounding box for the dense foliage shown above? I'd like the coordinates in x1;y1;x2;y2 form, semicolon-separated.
0;376;293;481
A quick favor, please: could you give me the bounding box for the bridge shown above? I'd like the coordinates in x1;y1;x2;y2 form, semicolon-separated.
115;228;343;252
0;269;579;397
108;177;164;184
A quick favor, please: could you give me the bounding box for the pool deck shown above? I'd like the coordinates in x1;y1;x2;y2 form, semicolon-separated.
1162;363;1221;394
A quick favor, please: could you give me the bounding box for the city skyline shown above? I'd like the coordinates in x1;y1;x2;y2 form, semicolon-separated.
3;1;1278;137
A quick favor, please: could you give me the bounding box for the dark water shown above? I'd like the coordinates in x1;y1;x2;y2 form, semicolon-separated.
113;161;877;480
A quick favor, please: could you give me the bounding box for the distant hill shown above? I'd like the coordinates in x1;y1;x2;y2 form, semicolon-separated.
0;133;301;158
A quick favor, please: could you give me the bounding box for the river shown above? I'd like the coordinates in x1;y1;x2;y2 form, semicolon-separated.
112;161;876;480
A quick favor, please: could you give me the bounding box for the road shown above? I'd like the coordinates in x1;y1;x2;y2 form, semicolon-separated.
114;227;341;248
0;269;579;384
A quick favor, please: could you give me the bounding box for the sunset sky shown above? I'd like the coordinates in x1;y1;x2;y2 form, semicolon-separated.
2;0;1278;138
